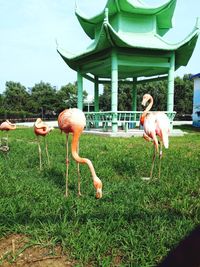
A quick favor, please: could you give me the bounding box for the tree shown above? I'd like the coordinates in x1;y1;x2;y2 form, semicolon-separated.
99;75;193;116
56;82;88;113
100;80;168;111
0;94;4;107
174;74;193;116
3;81;30;111
30;81;57;115
56;83;77;111
99;83;133;111
137;80;167;111
0;74;193;120
99;84;111;111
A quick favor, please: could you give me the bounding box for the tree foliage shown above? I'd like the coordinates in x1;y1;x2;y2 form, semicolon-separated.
30;81;58;114
0;81;87;120
99;74;193;117
174;74;193;115
3;81;30;111
0;74;193;120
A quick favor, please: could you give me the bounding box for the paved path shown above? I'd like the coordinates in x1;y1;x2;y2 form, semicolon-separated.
16;121;58;128
16;120;192;128
16;120;192;137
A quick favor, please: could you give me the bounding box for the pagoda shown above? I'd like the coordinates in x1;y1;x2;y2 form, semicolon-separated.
57;0;199;132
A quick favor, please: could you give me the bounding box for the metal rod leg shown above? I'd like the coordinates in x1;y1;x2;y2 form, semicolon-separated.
77;141;81;196
158;143;163;179
150;146;157;179
6;133;9;147
37;136;42;171
44;137;50;167
65;134;69;197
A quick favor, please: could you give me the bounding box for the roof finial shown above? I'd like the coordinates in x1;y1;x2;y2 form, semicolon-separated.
55;38;58;49
75;0;78;11
195;17;200;29
104;8;109;24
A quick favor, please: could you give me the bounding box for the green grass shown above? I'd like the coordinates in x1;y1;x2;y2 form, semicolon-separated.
0;125;200;266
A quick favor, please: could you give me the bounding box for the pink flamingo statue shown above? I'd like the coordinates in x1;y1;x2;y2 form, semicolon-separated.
140;94;170;179
58;108;102;199
34;118;53;170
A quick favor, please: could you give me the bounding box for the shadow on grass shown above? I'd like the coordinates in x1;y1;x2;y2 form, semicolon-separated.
41;166;88;195
41;167;65;188
0;201;188;230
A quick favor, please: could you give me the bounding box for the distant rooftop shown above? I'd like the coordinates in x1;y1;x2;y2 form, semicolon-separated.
190;73;200;79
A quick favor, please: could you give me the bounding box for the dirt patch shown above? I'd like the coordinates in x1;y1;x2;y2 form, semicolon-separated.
0;234;75;267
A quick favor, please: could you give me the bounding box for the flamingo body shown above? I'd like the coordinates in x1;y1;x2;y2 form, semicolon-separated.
140;94;170;179
142;112;170;150
58;108;86;134
0;120;16;131
58;108;102;199
34;118;53;136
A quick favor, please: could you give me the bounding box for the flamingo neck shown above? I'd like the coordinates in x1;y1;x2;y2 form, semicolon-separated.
140;96;153;126
71;130;102;198
144;95;153;113
35;127;49;135
71;130;97;177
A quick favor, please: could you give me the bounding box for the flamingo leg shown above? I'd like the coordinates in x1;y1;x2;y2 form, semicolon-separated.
65;134;69;197
2;133;9;147
37;136;42;171
77;141;81;196
44;137;50;167
0;133;9;152
158;142;163;179
0;132;3;147
6;133;9;147
150;145;157;179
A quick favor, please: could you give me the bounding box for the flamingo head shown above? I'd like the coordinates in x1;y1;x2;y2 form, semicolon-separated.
96;188;102;199
34;118;43;128
35;118;42;124
94;177;103;199
142;94;152;106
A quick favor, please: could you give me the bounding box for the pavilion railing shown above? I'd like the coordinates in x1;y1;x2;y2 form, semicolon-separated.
84;111;176;131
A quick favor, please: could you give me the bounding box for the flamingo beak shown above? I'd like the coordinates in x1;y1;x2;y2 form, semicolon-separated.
141;100;146;106
94;178;102;199
96;188;102;199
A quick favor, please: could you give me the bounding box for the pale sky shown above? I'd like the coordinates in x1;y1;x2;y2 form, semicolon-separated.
0;0;200;96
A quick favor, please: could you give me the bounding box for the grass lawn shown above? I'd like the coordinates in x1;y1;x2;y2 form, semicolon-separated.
0;125;199;266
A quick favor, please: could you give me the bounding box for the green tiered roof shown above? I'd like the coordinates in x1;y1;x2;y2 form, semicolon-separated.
75;0;177;38
57;0;199;79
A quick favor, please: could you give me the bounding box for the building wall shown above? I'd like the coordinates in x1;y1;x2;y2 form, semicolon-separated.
192;78;200;127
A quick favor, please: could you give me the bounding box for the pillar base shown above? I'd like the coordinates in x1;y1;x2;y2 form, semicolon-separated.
112;123;118;133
